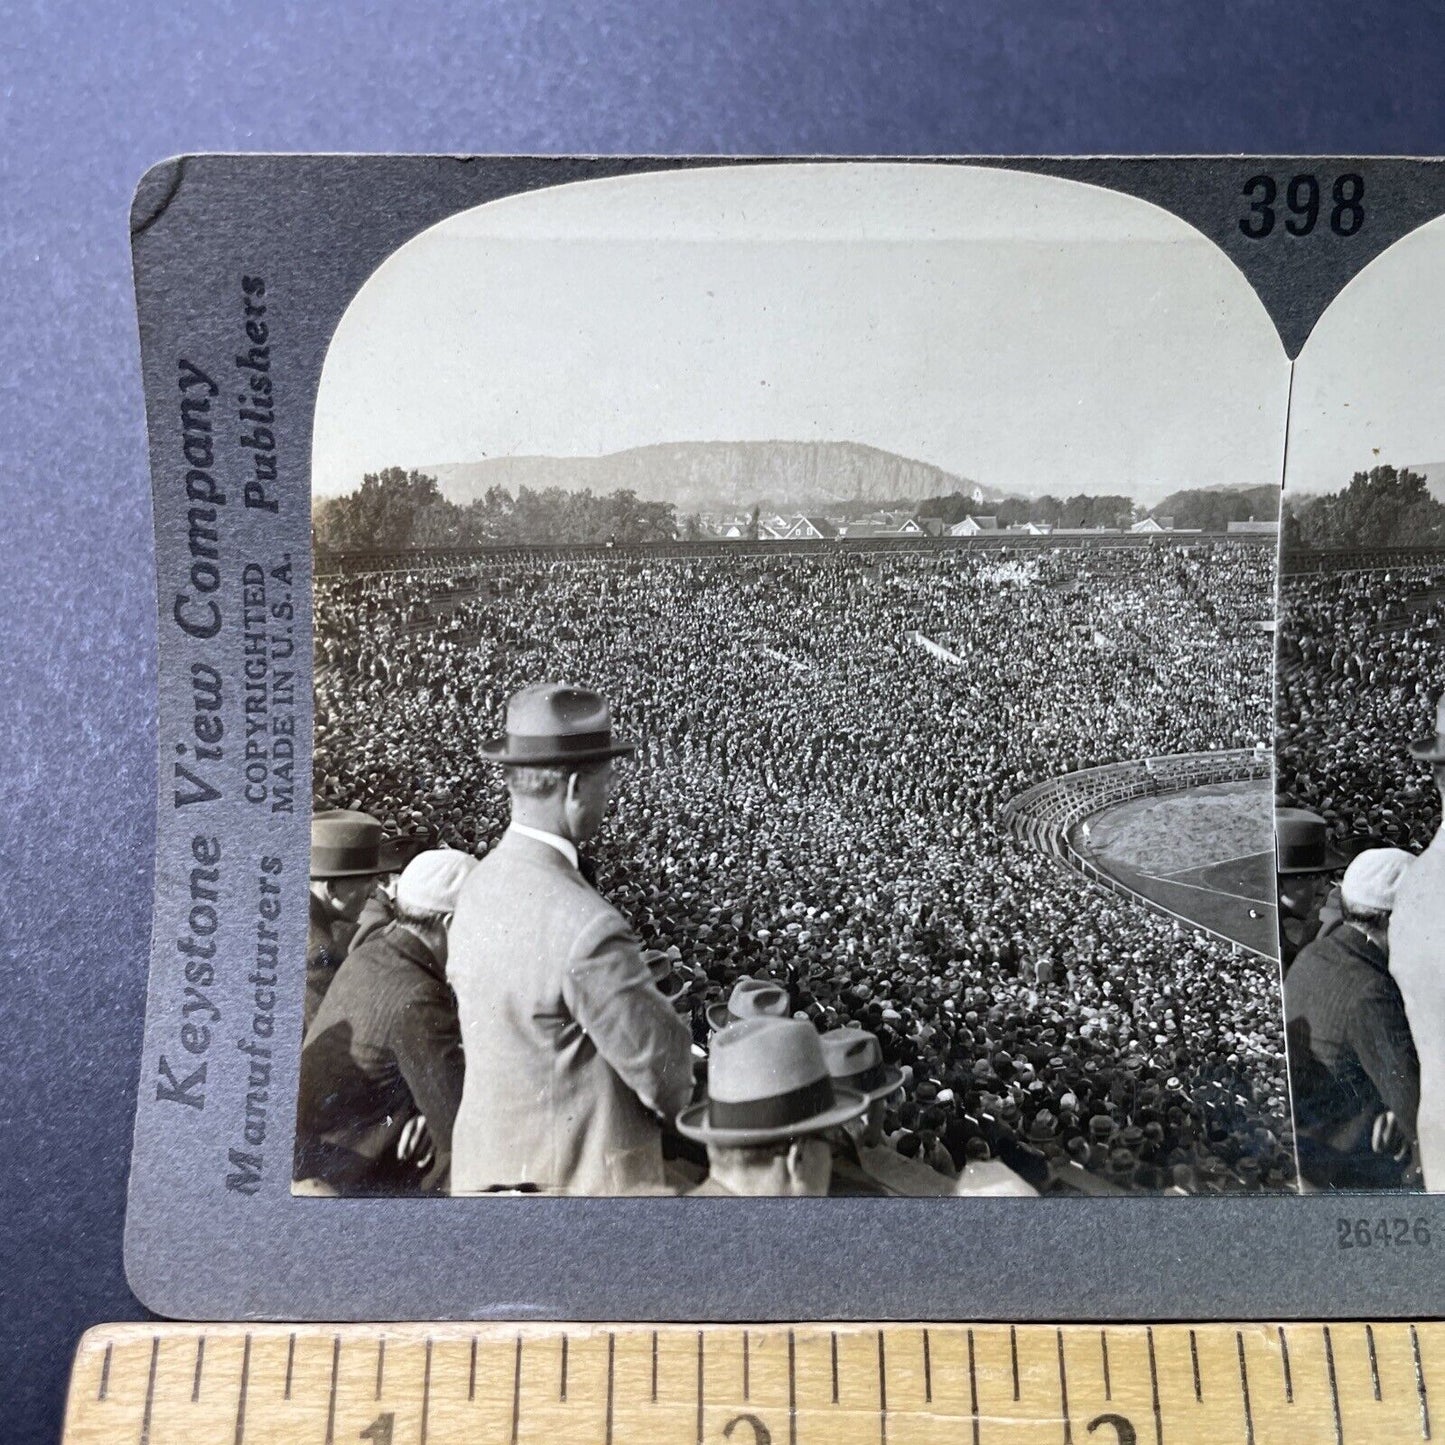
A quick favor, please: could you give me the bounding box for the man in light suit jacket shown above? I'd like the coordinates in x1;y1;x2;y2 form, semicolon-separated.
448;682;694;1195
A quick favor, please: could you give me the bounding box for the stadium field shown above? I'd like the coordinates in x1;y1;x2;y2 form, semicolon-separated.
1071;778;1279;958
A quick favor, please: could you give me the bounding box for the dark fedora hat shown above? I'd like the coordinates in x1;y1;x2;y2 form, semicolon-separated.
1275;806;1347;876
1409;695;1445;763
482;682;636;767
311;809;403;879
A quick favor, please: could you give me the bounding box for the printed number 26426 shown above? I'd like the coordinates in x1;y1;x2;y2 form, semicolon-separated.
1338;1218;1432;1249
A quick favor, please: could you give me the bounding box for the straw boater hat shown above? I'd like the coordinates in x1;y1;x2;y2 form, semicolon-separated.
676;1017;867;1147
1409;694;1445;762
706;976;792;1034
1274;807;1347;875
818;1027;905;1105
310;809;403;879
482;682;636;766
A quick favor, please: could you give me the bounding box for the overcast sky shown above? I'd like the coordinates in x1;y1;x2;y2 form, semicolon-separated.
313;163;1291;500
1287;211;1445;494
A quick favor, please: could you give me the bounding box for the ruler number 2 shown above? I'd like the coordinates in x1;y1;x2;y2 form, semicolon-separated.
1088;1415;1138;1445
359;1414;394;1444
1240;173;1365;238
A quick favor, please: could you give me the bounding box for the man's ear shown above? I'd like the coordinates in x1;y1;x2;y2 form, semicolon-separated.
783;1139;809;1183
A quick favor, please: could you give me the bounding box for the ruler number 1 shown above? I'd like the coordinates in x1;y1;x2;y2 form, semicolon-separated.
359;1414;394;1444
1240;173;1365;239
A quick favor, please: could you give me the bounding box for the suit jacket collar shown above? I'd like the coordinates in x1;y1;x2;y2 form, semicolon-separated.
498;827;582;876
506;822;579;871
381;921;448;984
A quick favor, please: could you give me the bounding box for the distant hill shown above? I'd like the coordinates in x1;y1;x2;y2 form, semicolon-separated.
1408;463;1445;503
429;441;975;514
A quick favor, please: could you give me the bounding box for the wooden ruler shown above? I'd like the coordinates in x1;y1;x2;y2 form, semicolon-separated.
61;1321;1440;1444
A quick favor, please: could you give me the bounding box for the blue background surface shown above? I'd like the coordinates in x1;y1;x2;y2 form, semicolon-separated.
6;2;1445;1437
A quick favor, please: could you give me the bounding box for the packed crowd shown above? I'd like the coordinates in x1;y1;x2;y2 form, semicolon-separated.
313;542;1292;1193
1277;565;1445;851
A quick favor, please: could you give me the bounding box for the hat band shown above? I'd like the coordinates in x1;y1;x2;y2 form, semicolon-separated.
708;1075;837;1131
311;842;383;874
501;729;616;757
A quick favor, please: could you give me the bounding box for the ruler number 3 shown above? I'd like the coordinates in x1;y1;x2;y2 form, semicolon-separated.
1087;1415;1137;1445
1240;173;1365;239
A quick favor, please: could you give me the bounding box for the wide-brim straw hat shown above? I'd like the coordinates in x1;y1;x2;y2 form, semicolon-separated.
311;809;404;879
482;681;636;766
818;1026;905;1105
677;1017;867;1147
1274;806;1347;875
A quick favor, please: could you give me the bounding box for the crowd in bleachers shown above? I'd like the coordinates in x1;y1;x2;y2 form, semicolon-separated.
312;542;1292;1193
1277;566;1445;852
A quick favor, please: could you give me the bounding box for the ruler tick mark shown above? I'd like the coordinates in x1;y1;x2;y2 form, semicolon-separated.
696;1330;705;1445
560;1332;568;1401
967;1328;980;1445
1147;1325;1163;1445
420;1338;432;1445
743;1328;750;1401
1057;1329;1072;1445
922;1327;932;1404
1011;1325;1020;1401
1366;1323;1381;1401
139;1336;159;1445
98;1341;112;1402
1414;1323;1432;1439
233;1334;251;1445
1237;1331;1255;1445
1190;1328;1202;1403
192;1335;205;1403
468;1336;478;1402
788;1329;798;1445
606;1332;615;1445
324;1335;340;1445
831;1331;839;1404
376;1336;386;1400
512;1335;523;1445
878;1330;888;1445
1278;1326;1293;1403
651;1330;658;1403
1324;1326;1343;1445
1100;1329;1112;1400
284;1333;295;1401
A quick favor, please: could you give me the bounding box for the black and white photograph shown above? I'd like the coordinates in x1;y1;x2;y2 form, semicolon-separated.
1276;212;1445;1194
295;163;1296;1201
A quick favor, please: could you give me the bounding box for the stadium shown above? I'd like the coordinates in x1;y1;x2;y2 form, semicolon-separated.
313;529;1293;1196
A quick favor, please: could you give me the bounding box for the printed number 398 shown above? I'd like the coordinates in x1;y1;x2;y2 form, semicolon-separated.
1240;174;1365;239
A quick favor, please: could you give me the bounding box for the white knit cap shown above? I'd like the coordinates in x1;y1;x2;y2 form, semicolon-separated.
1340;848;1416;915
396;847;478;915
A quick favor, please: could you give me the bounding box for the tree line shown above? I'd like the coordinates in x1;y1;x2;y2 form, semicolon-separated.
313;468;679;551
1283;466;1445;551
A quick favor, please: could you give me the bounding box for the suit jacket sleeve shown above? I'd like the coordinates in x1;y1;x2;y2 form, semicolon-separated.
1351;976;1422;1136
562;911;694;1121
393;987;466;1169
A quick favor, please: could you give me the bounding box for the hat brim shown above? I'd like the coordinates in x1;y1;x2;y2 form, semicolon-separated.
482;737;637;766
1277;851;1348;875
706;1003;733;1033
675;1086;868;1147
855;1065;906;1105
1409;734;1445;761
312;842;404;879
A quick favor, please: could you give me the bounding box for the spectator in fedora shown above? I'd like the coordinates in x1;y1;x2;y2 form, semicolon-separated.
676;1017;867;1196
1275;807;1347;973
706;976;793;1033
1392;693;1445;1188
295;847;478;1195
448;683;693;1195
1286;846;1419;1190
308;809;403;1030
